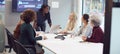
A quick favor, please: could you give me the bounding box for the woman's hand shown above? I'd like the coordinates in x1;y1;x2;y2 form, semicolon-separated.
59;30;67;34
36;32;40;37
82;36;87;41
36;33;39;37
43;36;47;40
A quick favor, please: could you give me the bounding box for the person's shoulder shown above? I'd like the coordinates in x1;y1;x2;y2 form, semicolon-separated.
94;26;103;32
98;27;103;32
37;11;42;13
97;26;102;30
86;24;92;29
47;12;50;15
21;23;31;28
22;23;33;31
87;24;91;27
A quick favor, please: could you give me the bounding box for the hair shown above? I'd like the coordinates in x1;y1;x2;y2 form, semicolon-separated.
66;12;77;31
83;14;89;22
13;13;25;39
39;4;49;12
22;9;36;23
90;14;101;27
20;13;23;20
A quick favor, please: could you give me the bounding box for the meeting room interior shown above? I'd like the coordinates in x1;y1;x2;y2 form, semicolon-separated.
0;0;120;54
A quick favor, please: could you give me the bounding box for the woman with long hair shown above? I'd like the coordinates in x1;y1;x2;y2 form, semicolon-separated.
34;4;52;32
60;12;77;34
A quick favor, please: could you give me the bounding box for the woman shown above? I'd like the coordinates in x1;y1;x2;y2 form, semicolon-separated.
77;14;92;38
14;13;24;40
61;12;77;34
82;14;104;43
19;9;44;54
34;4;52;32
14;13;44;40
0;15;5;52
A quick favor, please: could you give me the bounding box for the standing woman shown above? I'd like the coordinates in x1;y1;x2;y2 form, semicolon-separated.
34;4;52;32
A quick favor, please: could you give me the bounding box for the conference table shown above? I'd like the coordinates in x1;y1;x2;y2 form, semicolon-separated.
37;33;103;54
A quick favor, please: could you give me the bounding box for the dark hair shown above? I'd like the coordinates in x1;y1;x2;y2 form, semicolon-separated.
83;14;89;22
39;4;49;12
22;9;36;23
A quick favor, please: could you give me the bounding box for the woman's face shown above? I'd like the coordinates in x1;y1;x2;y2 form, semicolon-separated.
90;22;94;27
44;7;49;13
81;17;85;24
69;13;74;20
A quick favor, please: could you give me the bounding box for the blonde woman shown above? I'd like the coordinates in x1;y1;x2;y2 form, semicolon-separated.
61;12;77;34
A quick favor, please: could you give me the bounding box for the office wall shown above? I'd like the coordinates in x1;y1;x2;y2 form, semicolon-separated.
5;0;20;33
0;4;5;24
48;0;83;32
77;0;83;28
47;0;72;31
5;0;74;32
110;8;120;54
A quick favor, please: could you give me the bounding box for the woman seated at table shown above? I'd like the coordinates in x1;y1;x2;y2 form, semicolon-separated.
60;12;77;34
18;9;44;54
14;13;24;40
76;14;92;38
82;14;104;43
14;13;46;40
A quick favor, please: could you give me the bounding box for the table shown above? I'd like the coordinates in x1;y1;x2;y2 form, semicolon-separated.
37;34;103;54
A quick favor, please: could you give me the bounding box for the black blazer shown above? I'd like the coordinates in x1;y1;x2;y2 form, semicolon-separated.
36;11;52;26
19;23;36;45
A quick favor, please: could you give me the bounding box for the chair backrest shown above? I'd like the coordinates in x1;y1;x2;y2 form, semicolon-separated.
5;28;35;54
5;28;17;52
14;40;30;54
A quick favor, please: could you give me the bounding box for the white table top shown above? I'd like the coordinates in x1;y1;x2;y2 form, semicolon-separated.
37;34;103;54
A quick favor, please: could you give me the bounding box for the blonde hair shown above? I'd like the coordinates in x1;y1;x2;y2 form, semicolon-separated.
65;12;77;31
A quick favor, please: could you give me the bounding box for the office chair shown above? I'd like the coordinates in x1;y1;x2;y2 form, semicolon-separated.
5;28;36;54
5;28;17;53
14;40;30;54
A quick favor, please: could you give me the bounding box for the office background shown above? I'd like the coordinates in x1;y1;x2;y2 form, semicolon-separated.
0;0;120;54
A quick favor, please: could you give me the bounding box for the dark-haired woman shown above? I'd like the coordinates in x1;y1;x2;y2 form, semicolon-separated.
34;4;52;32
82;14;104;43
77;14;92;38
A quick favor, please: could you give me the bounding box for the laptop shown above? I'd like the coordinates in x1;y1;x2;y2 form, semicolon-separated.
49;25;61;33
